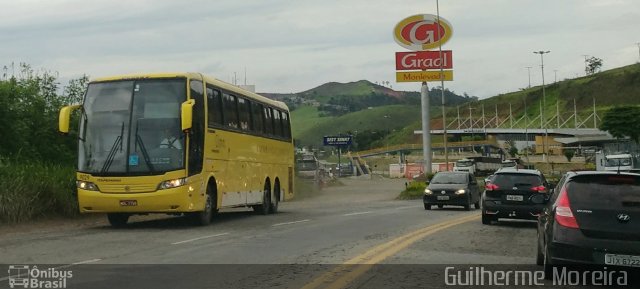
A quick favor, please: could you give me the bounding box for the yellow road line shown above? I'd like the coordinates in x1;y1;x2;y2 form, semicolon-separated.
301;213;480;289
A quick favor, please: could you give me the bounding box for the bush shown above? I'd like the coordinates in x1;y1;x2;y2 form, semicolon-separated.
398;181;426;200
0;160;78;223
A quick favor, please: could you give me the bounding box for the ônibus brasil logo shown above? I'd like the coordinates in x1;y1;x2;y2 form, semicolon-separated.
393;14;453;51
7;265;73;288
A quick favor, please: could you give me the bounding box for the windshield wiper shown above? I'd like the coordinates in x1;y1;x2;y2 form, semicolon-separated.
101;122;124;174
134;122;155;174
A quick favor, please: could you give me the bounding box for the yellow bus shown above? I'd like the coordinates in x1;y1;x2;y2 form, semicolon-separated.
59;72;294;227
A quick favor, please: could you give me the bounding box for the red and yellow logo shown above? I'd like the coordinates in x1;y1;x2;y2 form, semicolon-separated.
393;14;453;51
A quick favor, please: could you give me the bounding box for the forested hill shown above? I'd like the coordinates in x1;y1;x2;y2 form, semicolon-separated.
261;80;476;115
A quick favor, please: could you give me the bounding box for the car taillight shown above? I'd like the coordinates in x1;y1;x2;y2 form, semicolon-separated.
555;188;579;229
485;183;499;191
531;185;546;192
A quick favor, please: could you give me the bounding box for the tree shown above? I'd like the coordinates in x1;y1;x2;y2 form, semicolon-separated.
600;106;640;143
564;149;575;162
586;56;603;75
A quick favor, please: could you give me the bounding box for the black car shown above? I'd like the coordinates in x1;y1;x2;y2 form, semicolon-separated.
482;168;550;224
537;171;640;276
423;171;480;210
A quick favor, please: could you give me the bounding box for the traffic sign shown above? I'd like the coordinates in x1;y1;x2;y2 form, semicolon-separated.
323;136;352;146
395;50;452;70
393;14;453;51
396;71;453;82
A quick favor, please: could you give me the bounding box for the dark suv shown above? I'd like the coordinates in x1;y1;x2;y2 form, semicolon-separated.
423;171;480;210
537;171;640;277
482;168;550;224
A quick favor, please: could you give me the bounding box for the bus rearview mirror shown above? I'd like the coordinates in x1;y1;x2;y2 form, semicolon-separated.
58;105;81;134
181;99;195;132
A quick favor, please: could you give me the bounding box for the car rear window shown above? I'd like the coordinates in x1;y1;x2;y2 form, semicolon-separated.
566;175;640;207
493;173;542;188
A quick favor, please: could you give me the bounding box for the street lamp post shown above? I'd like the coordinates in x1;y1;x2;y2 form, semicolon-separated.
534;50;550;163
525;66;532;88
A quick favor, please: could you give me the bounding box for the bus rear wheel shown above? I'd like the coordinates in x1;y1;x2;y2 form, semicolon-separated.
269;182;280;214
107;213;129;227
253;183;271;215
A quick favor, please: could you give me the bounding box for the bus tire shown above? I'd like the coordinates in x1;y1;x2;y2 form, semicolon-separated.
107;213;129;227
192;192;213;226
270;181;280;214
254;182;271;215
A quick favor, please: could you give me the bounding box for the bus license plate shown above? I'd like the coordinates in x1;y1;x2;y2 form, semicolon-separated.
120;200;137;206
605;254;640;267
506;195;523;201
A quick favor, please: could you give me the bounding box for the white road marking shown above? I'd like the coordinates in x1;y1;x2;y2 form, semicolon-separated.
71;258;102;265
342;211;372;217
272;219;310;227
395;205;421;210
171;232;230;245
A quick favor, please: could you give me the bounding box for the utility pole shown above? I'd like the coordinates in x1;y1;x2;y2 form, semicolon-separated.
534;50;550;163
525;66;532;88
554;70;558;83
636;42;640;63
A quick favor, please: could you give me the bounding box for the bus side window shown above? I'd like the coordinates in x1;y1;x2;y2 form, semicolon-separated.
282;112;291;140
223;93;239;129
206;85;223;127
252;102;264;134
238;97;251;131
264;106;274;135
273;109;283;137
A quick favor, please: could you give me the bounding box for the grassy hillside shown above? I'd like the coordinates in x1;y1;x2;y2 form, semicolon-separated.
295;105;435;147
291;63;640;149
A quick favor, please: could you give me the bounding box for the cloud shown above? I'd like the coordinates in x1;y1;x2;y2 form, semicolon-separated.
1;0;638;98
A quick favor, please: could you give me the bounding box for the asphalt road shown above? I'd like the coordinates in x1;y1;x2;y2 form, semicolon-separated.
0;177;628;288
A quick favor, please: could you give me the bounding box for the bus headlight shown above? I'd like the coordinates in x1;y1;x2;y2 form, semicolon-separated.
158;178;186;190
455;189;467;195
77;181;99;191
424;189;433;195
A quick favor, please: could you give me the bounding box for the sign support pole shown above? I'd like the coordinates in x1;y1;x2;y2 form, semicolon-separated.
422;81;432;174
338;147;342;177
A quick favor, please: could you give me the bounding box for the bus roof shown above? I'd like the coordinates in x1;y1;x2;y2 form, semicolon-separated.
91;72;289;111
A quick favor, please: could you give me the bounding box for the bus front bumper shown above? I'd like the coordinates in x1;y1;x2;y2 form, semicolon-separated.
78;186;198;214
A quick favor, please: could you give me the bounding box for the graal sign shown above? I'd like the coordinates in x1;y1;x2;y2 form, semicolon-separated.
393;14;453;51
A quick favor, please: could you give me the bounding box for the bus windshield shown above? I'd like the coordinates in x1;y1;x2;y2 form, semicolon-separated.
79;78;187;175
606;158;631;167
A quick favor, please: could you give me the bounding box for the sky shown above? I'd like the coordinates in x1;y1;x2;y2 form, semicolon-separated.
1;0;638;99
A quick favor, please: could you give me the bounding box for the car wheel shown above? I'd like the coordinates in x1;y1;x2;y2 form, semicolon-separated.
424;203;432;210
474;199;480;209
107;213;129;228
536;232;544;266
543;243;554;280
464;198;471;211
481;213;492;225
437;204;444;209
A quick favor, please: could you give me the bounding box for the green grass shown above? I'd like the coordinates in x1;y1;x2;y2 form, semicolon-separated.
0;161;78;223
295;105;423;146
291;106;324;137
397;181;426;200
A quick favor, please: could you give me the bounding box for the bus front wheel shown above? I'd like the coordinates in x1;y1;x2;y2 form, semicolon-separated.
191;193;213;226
